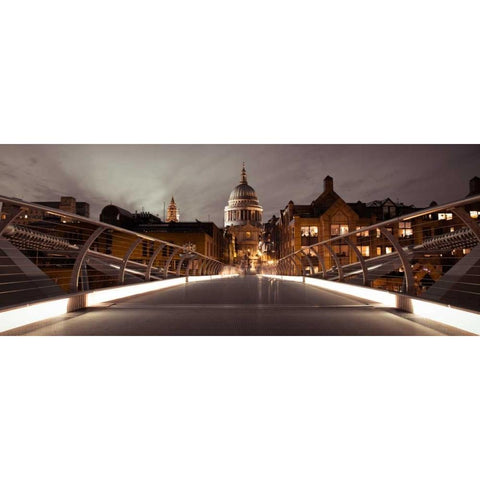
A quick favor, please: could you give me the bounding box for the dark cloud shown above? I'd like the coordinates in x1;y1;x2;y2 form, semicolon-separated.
0;145;478;226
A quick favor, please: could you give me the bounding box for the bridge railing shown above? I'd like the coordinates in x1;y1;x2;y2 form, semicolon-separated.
0;195;232;312
273;193;480;312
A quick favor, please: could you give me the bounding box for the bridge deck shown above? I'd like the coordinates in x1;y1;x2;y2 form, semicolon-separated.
5;276;470;336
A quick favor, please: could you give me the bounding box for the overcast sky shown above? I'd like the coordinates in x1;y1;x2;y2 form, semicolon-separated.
0;145;478;226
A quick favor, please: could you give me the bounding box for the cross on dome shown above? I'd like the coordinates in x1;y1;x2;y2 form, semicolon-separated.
241;163;248;184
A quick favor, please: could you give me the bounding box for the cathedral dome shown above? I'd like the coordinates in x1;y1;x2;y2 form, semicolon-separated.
224;165;263;228
227;165;260;205
229;182;259;203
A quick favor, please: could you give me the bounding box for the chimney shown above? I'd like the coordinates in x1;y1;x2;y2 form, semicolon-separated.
469;176;480;197
324;175;334;193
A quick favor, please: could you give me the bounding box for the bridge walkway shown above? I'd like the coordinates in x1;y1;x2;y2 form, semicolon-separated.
4;276;470;336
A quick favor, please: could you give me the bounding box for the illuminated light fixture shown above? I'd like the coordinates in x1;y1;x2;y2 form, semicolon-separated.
87;275;239;305
410;299;480;336
305;277;397;308
260;275;480;335
0;298;69;333
0;275;237;334
88;275;237;304
86;278;186;306
188;274;238;283
260;275;397;307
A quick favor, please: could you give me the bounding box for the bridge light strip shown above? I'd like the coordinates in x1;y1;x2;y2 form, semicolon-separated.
0;298;70;333
188;274;239;283
409;298;480;335
304;277;398;308
261;275;480;335
86;277;186;307
0;274;239;334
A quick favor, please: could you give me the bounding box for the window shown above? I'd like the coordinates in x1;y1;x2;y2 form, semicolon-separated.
399;221;413;238
377;247;382;256
471;211;479;219
386;246;393;254
360;246;370;257
331;224;349;236
246;231;251;239
301;226;318;237
383;205;396;218
438;213;453;221
333;245;349;257
301;226;319;246
356;227;370;237
376;228;392;238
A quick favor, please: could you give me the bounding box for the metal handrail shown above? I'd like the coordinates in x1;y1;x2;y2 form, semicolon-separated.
0;195;230;299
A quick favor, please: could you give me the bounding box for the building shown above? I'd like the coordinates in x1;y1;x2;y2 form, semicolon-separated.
166;197;180;222
224;165;263;269
99;204;227;266
265;175;422;272
1;196;90;224
264;175;480;294
405;176;480;294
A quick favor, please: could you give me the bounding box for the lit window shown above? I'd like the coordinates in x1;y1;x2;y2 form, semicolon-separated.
331;224;349;236
360;246;370;257
301;226;318;237
470;211;479;219
438;213;453;221
1;214;6;220
399;221;413;238
450;227;455;233
356;227;369;237
246;231;251;239
386;246;393;254
376;228;381;238
376;247;382;256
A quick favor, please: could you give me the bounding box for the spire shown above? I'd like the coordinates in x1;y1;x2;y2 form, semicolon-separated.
166;196;179;222
240;162;248;184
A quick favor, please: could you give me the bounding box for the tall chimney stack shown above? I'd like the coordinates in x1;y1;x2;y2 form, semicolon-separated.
469;176;480;197
324;175;334;193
